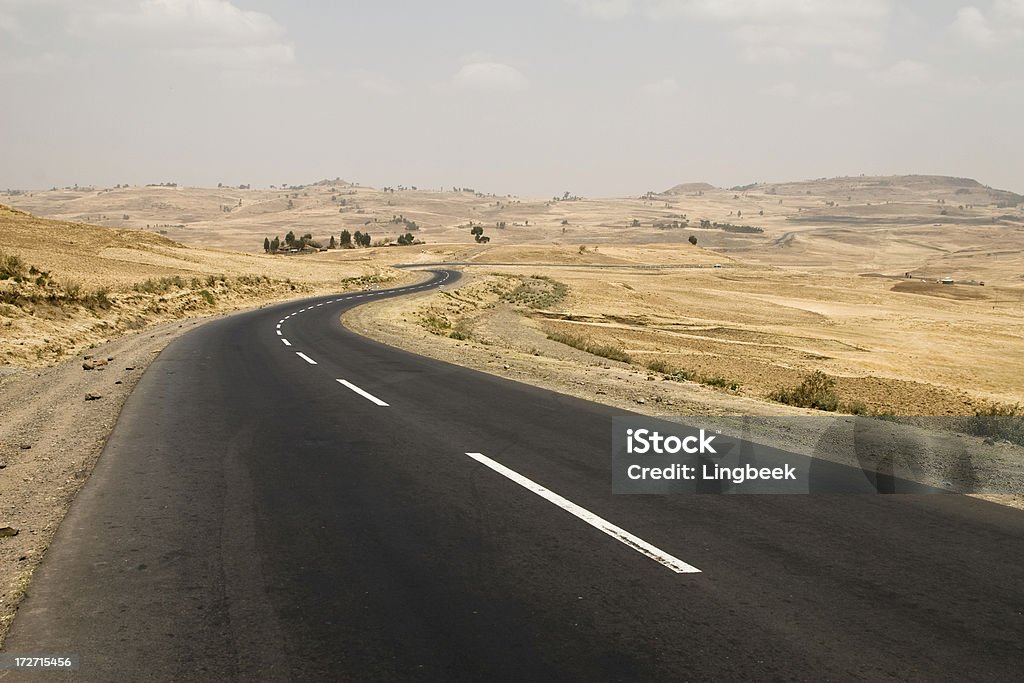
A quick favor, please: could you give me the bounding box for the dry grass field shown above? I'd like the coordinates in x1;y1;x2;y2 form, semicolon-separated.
5;174;1024;416
0;204;420;367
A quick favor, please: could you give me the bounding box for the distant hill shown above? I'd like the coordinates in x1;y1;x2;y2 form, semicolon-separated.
663;182;718;195
670;175;1023;207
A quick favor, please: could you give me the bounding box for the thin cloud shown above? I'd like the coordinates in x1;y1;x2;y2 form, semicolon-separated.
566;0;892;65
0;50;68;74
565;0;636;20
451;61;530;92
762;81;798;97
950;2;1024;47
70;0;296;69
351;69;402;97
639;78;680;96
875;59;932;86
0;12;20;36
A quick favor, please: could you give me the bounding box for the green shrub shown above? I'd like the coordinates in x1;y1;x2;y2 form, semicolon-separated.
646;358;673;374
702;376;740;391
841;401;869;415
0;252;25;280
83;287;112;310
62;279;82;301
769;371;839;411
133;276;187;294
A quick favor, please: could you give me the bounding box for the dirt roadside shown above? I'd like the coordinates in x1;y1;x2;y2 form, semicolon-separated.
0;317;227;645
343;271;1024;510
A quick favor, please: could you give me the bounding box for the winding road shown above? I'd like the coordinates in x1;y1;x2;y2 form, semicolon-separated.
3;270;1023;681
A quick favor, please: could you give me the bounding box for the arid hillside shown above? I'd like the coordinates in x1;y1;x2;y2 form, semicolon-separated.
4;173;1023;416
6;175;1023;289
0;204;407;367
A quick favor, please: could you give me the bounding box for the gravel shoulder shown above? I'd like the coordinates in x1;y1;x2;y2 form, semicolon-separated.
0;317;224;644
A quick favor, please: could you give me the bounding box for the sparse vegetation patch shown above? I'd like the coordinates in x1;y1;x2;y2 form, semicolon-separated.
769;371;839;411
546;330;632;363
502;276;568;309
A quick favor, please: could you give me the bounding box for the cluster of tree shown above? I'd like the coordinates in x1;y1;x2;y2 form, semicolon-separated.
653;219;689;229
470;225;490;243
350;230;372;247
553;191;582;202
389;214;419;230
698;222;764;234
146;182;178;187
263;226;423;253
263;231;323;253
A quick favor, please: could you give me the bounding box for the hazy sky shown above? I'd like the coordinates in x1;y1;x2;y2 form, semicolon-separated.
1;0;1022;196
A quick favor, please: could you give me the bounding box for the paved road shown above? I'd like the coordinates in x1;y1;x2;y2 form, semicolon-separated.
3;271;1023;682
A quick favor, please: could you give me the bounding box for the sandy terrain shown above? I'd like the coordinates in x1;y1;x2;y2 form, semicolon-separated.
0;204;427;367
347;245;1024;416
7;175;1022;282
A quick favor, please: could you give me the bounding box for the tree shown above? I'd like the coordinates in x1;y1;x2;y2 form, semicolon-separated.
470;225;483;237
688;235;698;246
270;236;280;252
329;235;336;249
340;230;352;247
285;230;296;246
263;237;271;253
353;231;363;247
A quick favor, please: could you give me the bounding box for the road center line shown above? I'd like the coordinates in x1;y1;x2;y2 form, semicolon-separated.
464;452;702;574
336;379;390;406
296;352;317;365
281;338;291;346
276;330;282;336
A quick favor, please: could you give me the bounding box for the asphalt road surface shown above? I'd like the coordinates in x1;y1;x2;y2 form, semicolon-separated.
3;271;1023;682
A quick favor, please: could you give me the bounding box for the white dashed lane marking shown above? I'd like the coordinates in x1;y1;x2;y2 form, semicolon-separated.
465;452;702;575
336;379;390;406
277;274;452;367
